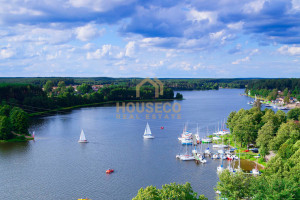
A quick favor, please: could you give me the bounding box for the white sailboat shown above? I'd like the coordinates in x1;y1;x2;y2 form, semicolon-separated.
143;123;154;139
78;129;88;143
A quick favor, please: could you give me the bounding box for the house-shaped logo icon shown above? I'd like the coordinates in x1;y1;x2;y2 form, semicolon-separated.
136;78;163;98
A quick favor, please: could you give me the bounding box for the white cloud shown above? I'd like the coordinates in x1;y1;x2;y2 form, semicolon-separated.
69;0;133;12
86;44;113;59
278;45;300;56
232;56;250;64
227;22;244;30
125;41;136;57
187;10;217;24
210;30;224;39
0;48;15;59
75;24;105;41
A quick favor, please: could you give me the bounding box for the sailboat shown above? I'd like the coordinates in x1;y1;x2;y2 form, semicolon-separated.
217;159;224;174
251;157;260;175
143;123;154;139
201;127;212;143
195;124;200;144
179;143;195;161
78;129;88;143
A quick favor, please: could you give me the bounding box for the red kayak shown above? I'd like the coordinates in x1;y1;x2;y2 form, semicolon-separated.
106;169;114;174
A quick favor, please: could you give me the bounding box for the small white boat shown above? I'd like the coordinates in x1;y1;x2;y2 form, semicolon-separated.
180;155;195;161
217;164;224;174
181;138;193;145
204;148;211;154
213;144;228;148
201;138;212;143
251;168;260;175
212;154;220;159
213;136;221;140
78;129;88;143
143;123;154;139
218;149;224;154
199;157;207;163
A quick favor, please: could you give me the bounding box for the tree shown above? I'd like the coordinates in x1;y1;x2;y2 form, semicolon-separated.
175;93;183;99
43;80;54;93
57;81;66;93
269;121;300;151
0;116;13;140
133;183;207;200
77;83;92;94
9;107;29;135
287;108;300;120
256;121;276;156
251;175;299;200
0;104;12;117
215;170;253;200
283;88;289;96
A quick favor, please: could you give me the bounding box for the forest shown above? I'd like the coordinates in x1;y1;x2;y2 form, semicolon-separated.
0;82;181;115
217;107;300;199
245;78;300;100
0;77;257;90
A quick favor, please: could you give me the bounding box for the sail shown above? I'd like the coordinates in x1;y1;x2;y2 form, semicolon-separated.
144;123;152;135
79;129;86;141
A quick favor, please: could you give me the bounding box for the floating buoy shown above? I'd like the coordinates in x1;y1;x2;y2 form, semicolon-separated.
106;169;114;174
161;126;164;129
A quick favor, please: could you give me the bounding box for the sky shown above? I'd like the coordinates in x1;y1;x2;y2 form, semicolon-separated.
0;0;300;78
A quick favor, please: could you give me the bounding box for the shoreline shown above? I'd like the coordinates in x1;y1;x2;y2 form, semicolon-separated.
29;98;181;117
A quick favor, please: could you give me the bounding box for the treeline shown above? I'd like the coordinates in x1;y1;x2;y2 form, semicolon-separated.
0;105;29;140
246;78;300;100
218;107;300;199
0;82;181;114
0;77;258;90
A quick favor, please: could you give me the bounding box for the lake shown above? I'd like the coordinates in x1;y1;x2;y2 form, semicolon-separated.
0;89;266;200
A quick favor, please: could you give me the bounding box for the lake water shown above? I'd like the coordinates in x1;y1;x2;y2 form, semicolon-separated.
0;89;266;200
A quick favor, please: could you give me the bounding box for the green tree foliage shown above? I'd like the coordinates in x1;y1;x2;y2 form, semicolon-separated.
256;121;276;156
9;107;29;135
57;81;66;93
0;116;13;140
77;83;92;94
43;80;54;93
175;93;183;99
0;105;12;117
269;121;300;151
283;88;289;96
215;170;253;200
287;108;300;120
133;182;207;200
250;175;299;200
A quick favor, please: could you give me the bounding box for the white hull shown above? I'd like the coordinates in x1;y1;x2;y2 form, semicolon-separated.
144;135;154;139
78;140;88;143
180;155;195;161
202;138;212;143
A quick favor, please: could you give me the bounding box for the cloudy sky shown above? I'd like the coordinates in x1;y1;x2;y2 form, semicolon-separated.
0;0;300;78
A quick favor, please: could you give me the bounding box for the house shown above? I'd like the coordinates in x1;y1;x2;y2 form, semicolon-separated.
92;85;104;92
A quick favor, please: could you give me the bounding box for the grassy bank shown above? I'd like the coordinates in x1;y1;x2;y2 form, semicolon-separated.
29;98;179;117
0;135;33;143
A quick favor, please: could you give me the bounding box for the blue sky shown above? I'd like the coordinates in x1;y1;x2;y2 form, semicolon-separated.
0;0;300;78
